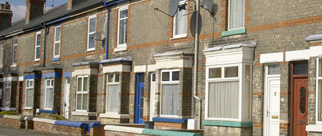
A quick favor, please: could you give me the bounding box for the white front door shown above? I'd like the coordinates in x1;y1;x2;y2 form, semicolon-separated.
149;73;156;121
64;79;70;119
264;64;281;136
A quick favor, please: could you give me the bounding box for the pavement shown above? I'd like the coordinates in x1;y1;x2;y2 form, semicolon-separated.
0;126;59;136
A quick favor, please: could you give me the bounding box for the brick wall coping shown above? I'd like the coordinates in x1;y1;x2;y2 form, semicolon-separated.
153;117;189;124
3;115;24;120
89;122;101;127
24;116;34;121
33;117;56;124
39;110;60;114
202;120;253;128
104;125;201;136
305;32;322;41
55;120;88;127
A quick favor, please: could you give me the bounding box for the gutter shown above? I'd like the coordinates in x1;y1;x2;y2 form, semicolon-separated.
193;0;201;129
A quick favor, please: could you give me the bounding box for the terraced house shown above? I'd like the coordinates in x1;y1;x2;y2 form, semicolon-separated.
0;0;321;135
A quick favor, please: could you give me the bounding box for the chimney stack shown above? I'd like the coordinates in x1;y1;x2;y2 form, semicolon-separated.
0;2;13;30
67;0;83;10
25;0;46;24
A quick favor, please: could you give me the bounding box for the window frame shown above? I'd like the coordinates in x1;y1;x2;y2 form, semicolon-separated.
53;25;61;58
106;73;120;114
34;31;41;61
3;81;11;108
173;5;187;39
44;79;54;110
160;69;180;118
76;75;89;112
316;58;322;124
87;15;97;52
227;0;245;31
205;63;252;121
12;36;18;65
25;79;34;109
117;6;128;48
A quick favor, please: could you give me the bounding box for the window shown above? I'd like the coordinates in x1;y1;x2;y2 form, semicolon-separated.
228;0;245;30
76;76;88;111
34;31;41;61
316;59;322;122
87;15;96;51
44;79;54;110
117;7;128;47
3;82;11;108
25;79;34;108
106;73;119;113
173;5;187;38
54;26;61;58
12;36;17;65
161;70;180;116
206;64;251;121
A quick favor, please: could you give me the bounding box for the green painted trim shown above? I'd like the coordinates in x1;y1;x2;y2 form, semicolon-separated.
222;28;247;36
142;129;201;136
202;120;253;127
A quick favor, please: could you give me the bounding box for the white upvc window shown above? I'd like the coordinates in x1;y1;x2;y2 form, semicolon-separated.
44;79;54;110
3;82;11;108
34;31;41;61
117;6;128;48
173;4;187;39
25;79;34;109
228;0;245;30
205;63;252;121
87;15;96;51
12;36;18;65
160;69;180;117
76;76;89;111
316;59;322;123
53;26;61;58
106;73;120;113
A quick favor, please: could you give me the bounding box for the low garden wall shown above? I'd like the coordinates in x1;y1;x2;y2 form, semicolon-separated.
0;114;25;129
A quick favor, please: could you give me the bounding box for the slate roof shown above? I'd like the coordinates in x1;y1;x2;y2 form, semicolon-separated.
0;0;105;38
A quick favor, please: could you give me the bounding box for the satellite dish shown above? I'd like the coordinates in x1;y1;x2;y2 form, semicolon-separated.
201;0;216;16
190;11;202;36
169;0;180;17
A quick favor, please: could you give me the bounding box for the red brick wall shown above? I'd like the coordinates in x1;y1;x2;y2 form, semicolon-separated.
105;130;148;136
154;122;187;130
33;121;87;136
0;118;24;129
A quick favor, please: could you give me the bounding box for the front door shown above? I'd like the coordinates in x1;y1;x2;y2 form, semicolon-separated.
135;73;144;124
18;81;23;113
64;79;70;119
293;78;308;136
264;77;280;136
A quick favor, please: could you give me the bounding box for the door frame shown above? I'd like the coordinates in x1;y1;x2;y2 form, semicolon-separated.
64;78;70;119
290;61;308;136
263;64;281;136
18;81;23;113
149;73;155;121
135;73;144;124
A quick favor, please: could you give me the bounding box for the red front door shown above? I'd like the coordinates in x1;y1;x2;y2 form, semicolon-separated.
293;78;308;136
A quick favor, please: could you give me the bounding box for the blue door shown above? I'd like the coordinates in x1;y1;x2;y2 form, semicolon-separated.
135;73;144;124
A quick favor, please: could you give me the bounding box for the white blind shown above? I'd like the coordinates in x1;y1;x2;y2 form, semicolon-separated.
208;81;239;118
229;0;244;30
26;89;33;108
45;88;53;109
161;84;179;115
107;85;119;113
175;9;187;35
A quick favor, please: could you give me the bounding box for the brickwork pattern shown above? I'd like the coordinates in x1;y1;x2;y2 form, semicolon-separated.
33;121;87;136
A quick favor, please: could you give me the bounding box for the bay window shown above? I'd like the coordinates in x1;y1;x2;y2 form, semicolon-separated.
3;82;11;108
161;70;180;116
106;73;119;113
76;76;88;111
25;79;34;108
44;79;54;110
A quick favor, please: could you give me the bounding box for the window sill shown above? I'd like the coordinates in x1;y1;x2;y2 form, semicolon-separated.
222;28;247;37
10;64;16;68
114;46;127;52
72;111;97;116
99;113;129;119
202;120;253;127
51;57;60;62
0;107;16;111
152;117;189;124
306;124;322;132
86;49;95;53
171;34;187;40
24;107;33;110
34;59;40;62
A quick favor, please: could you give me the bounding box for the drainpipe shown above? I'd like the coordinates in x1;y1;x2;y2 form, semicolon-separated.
104;1;110;60
193;0;201;129
42;23;48;67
